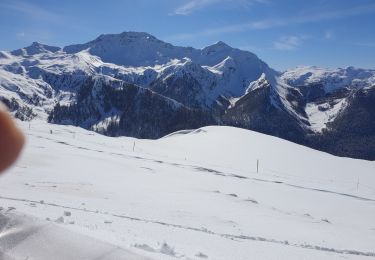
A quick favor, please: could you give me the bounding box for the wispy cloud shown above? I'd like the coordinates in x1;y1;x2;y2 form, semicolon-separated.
353;42;375;48
174;0;219;15
169;3;375;39
168;20;280;40
238;44;262;52
173;0;265;15
12;28;56;45
273;35;305;50
16;32;26;38
0;0;80;45
324;31;333;40
0;0;62;22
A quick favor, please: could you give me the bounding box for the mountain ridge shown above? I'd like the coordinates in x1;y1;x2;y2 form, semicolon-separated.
0;31;374;160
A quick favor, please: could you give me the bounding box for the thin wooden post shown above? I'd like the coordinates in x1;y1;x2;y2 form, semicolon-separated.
357;176;359;191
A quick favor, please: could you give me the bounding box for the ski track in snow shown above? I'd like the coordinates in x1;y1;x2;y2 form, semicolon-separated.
0;195;374;258
29;132;375;203
1;121;374;260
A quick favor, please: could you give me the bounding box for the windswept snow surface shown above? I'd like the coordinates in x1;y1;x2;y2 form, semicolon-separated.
0;121;375;260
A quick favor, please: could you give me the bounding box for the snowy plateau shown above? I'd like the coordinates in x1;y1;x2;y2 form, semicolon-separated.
0;31;375;259
0;121;375;260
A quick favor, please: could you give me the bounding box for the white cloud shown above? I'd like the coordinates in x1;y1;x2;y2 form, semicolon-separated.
237;44;262;52
324;31;333;40
173;0;265;15
0;0;62;22
169;3;375;39
353;42;375;48
16;32;25;38
167;20;280;40
174;0;219;15
273;36;303;50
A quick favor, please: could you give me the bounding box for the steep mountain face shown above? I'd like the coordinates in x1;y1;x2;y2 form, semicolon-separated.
222;73;308;143
149;58;218;108
311;86;375;160
280;66;375;137
0;31;374;160
222;69;375;159
63;32;272;109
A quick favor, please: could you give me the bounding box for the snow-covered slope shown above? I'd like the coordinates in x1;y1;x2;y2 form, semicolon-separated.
0;211;151;260
0;121;374;260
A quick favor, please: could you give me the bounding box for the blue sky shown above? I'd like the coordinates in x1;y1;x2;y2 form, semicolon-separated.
0;0;374;70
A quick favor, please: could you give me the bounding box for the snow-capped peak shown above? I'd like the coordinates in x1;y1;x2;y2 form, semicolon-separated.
205;41;231;50
95;31;162;44
11;42;61;56
63;31;191;67
212;56;236;72
246;73;269;93
201;41;233;57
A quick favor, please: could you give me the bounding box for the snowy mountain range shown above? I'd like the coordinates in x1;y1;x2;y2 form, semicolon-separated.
0;32;374;160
